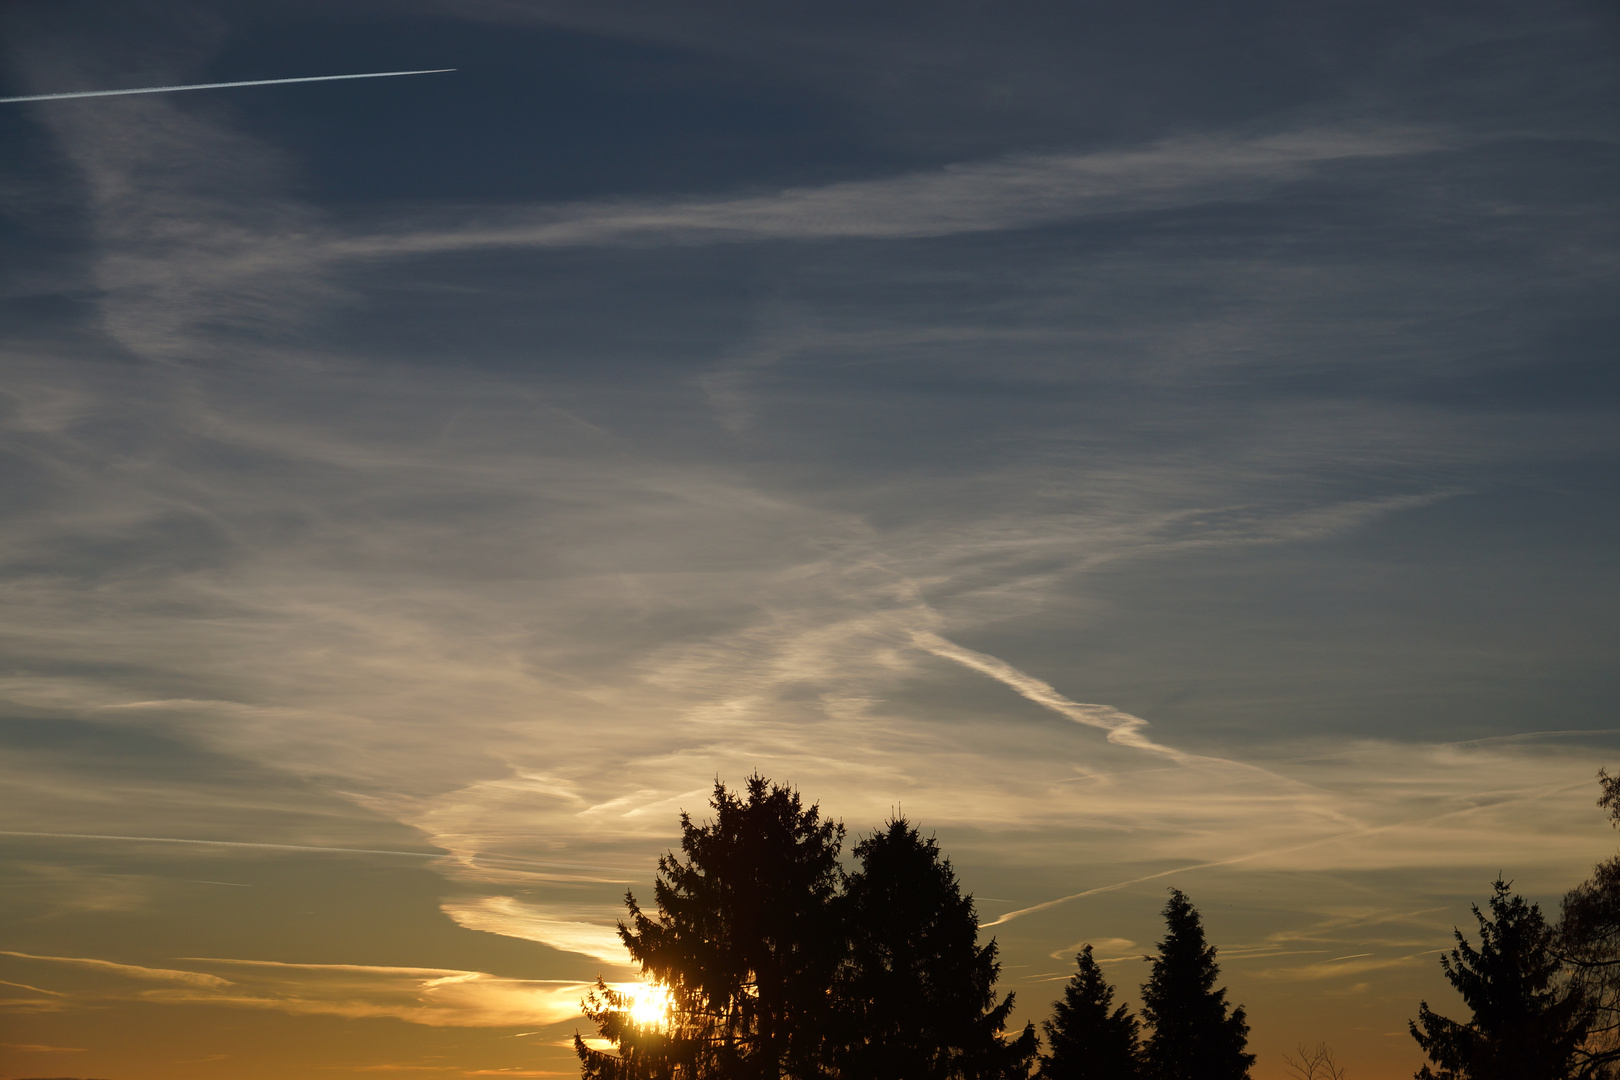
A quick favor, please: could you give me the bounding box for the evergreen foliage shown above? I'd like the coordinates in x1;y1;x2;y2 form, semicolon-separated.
569;768;1620;1080
1409;878;1590;1080
575;778;1035;1080
1138;889;1253;1080
577;977;702;1080
835;817;1037;1080
576;774;845;1080
1038;944;1142;1080
1560;770;1620;1079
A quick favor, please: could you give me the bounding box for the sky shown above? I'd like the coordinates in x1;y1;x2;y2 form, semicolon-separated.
1;1;1618;1077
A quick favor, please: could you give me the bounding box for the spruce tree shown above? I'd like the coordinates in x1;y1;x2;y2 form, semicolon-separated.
576;775;845;1080
1039;944;1142;1080
1139;889;1253;1080
1411;878;1590;1080
834;818;1037;1080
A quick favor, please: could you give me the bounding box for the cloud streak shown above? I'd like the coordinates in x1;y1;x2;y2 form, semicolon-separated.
0;831;446;859
0;950;232;989
1;952;597;1028
979;775;1600;928
911;630;1184;759
441;897;633;965
327;129;1440;257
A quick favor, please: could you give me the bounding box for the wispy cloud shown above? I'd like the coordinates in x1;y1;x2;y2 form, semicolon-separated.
911;630;1184;759
980;771;1602;928
0;950;232;988
1047;937;1135;962
440;897;632;966
327;129;1440;257
0;979;66;997
1253;951;1431;982
14;75;1443;365
0;830;444;859
2;952;596;1028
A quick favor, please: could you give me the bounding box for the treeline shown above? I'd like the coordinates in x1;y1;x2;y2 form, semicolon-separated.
573;771;1620;1080
574;775;1251;1080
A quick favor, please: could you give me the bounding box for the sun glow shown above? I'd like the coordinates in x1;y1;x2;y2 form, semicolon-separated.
619;981;674;1027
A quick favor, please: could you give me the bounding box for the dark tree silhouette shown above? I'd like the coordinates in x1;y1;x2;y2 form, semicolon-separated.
1281;1043;1347;1080
1564;858;1620;1080
576;775;845;1080
577;977;701;1080
1560;769;1620;1080
1038;944;1142;1080
1138;889;1253;1080
1410;878;1590;1080
834;817;1037;1080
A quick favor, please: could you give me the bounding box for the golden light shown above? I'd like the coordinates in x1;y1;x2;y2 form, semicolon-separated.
617;981;674;1027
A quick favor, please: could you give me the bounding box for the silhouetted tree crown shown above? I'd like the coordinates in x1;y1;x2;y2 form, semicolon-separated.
1039;944;1142;1080
1410;877;1590;1080
576;779;1036;1080
1560;769;1620;1079
835;817;1037;1080
577;774;845;1080
1138;889;1253;1080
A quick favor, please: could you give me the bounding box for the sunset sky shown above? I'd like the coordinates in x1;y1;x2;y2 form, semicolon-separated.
2;2;1618;1077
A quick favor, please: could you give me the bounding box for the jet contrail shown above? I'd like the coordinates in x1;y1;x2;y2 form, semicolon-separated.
910;629;1188;760
976;777;1592;929
0;829;445;858
0;830;635;875
0;68;455;104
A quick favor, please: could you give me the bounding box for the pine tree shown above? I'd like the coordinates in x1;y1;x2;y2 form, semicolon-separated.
1139;889;1253;1080
1039;944;1142;1080
1411;878;1591;1080
576;775;845;1080
834;817;1037;1080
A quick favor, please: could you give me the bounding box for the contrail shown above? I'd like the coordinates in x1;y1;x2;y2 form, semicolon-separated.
0;829;445;858
0;68;455;104
0;829;636;875
977;777;1592;929
910;630;1188;760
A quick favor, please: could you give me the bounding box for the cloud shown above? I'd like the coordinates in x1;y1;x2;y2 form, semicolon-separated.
0;979;66;996
1253;952;1431;982
0;830;444;860
1048;937;1136;962
5;952;596;1028
15;67;1445;367
979;764;1607;928
911;630;1183;759
10;88;329;361
440;897;632;965
325;129;1440;257
0;950;231;989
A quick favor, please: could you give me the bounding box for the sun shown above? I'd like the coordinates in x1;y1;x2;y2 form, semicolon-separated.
621;981;674;1027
